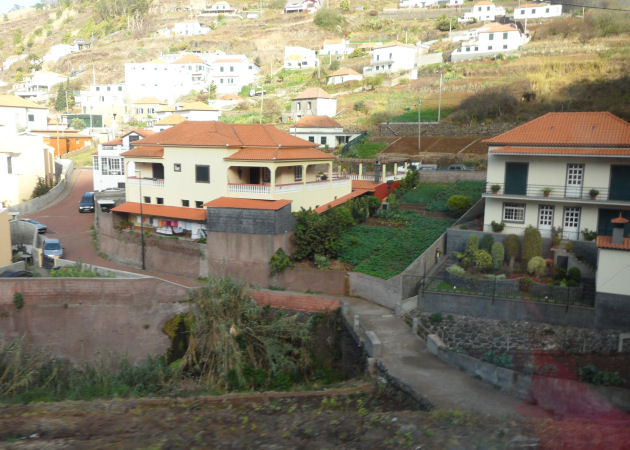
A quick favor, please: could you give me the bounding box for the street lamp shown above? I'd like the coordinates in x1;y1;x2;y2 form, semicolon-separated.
135;169;146;270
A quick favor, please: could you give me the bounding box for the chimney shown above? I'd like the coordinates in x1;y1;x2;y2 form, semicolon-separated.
611;213;628;246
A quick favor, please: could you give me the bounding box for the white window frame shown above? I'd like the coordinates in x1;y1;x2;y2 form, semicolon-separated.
502;202;525;223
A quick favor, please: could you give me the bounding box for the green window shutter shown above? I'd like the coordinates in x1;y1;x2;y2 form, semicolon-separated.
609;165;630;201
504;162;528;195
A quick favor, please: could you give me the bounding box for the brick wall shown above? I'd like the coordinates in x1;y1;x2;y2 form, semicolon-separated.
249;290;340;312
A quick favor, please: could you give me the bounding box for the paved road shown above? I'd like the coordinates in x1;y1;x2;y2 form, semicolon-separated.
29;167;199;287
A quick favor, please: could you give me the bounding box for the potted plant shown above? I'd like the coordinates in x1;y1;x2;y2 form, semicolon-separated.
543;187;552;197
551;226;562;248
589;189;599;200
491;184;500;194
491;220;505;232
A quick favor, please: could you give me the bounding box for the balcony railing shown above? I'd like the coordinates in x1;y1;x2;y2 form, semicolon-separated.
228;178;351;196
127;177;164;188
484;183;629;202
349;173;405;182
228;183;270;194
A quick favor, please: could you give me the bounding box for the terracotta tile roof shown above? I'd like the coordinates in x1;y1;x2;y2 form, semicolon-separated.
520;3;547;8
220;94;241;100
478;23;519;33
352;180;377;190
475;1;494;5
293;87;334;100
329;68;361;77
112;202;207;221
611;214;629;224
136;121;317;148
225;147;333;161
102;138;122;146
295;115;342;128
132;97;167;105
373;41;416;49
121;146;164;157
485;112;630;147
173;54;206;64
597;235;630;251
178;101;219;111
214;58;242;63
315;190;370;214
121;129;156;138
489;146;630;157
204;197;291;210
155;114;187;125
0;94;47;109
323;39;344;45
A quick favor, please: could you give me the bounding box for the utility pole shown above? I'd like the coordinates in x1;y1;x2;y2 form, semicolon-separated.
136;170;146;270
259;86;264;124
437;72;443;122
417;98;422;151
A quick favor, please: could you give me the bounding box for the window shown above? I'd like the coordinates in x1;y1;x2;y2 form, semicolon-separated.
28;114;34;122
503;203;525;223
307;101;312;110
110;158;121;174
321;136;327;145
466;47;470;52
489;33;494;40
118;86;122;91
388;52;392;59
262;168;270;183
195;201;203;208
532;9;536;13
308;136;314;142
101;157;109;175
503;32;508;39
96;86;100;91
195;165;210;183
144;196;151;203
546;8;549;12
93;156;98;171
220;66;224;72
182;200;189;207
488;46;493;50
475;46;478;51
296;102;301;111
294;166;302;181
174;163;181;172
7;156;12;174
148;107;155;114
107;86;111;91
521;9;525;14
156;197;164;205
230;66;234;72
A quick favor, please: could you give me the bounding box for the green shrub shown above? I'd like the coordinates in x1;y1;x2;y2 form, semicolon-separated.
491;220;505;232
31;176;54;198
581;228;597;241
504;234;520;266
448;264;465;275
480;351;513;368
313;8;345;31
527;256;546;277
522;226;542;265
445;195;472;217
429;312;443;324
578;364;623;386
13;292;24;309
473;250;493;272
491;242;504;270
567;267;581;284
314;254;329;270
480;234;494;252
465;234;479;255
269;248;293;275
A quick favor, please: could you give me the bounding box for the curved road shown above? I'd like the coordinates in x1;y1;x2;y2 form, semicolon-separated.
30;167;199;287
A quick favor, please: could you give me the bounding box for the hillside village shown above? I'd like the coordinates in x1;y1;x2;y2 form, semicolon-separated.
1;0;630;447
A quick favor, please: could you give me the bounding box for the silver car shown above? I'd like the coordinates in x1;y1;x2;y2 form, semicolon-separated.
42;238;63;258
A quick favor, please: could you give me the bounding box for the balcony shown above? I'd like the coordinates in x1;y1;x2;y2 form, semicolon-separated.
127;177;164;188
228;178;351;197
484;183;630;204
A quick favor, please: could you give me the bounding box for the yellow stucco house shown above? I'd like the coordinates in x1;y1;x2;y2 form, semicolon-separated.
483;112;630;240
113;121;351;237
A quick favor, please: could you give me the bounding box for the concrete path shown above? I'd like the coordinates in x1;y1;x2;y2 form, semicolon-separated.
342;296;550;419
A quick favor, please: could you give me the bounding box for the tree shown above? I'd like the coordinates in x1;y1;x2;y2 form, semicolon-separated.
70;118;86;130
314;8;345;31
521;226;542;266
437;16;456;32
340;0;350;12
329;59;340;71
54;81;74;112
13;29;22;46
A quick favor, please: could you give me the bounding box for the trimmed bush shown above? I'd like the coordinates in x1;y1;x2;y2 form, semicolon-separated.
473;249;493;272
568;267;581;285
527;256;546;277
480;234;494;252
448;264;466;275
465;234;479;255
445;195;472;217
504;234;520;268
491;242;504;270
269;248;293;275
522;226;542;265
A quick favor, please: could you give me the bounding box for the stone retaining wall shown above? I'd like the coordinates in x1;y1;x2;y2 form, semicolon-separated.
9;159;73;215
377;121;519;138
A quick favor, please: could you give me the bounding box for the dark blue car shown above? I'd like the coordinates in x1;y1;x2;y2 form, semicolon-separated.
79;192;95;213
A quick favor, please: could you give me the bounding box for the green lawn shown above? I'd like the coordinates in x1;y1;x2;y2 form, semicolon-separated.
63;145;95;167
391;107;454;123
402;181;485;211
402;182;451;204
345;141;388;158
339;211;453;279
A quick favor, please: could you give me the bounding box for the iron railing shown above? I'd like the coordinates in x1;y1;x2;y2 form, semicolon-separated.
484;182;630;202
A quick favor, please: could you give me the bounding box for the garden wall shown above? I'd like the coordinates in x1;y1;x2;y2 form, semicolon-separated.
595;292;630;331
0;277;190;364
417;171;486;183
9;159;73;216
417;290;596;328
377;121;517;138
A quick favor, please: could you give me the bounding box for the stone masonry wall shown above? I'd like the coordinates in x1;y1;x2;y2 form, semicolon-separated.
377;121;520;138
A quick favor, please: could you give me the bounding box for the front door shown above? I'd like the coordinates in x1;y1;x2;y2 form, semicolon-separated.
249;167;260;184
565;164;584;199
538;205;554;238
563;207;581;240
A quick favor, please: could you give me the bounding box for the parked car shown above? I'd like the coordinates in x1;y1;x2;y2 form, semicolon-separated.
42;238;63;258
445;164;473;171
0;270;33;277
20;218;47;233
79;191;95;213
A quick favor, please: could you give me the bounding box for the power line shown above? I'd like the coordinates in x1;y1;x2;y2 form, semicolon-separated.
557;2;630;12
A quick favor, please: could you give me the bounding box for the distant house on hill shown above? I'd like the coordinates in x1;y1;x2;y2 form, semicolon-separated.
363;41;418;76
12;71;66;103
320;39;353;56
289;116;361;149
157;102;221;122
460;1;506;23
201;1;236;15
284;0;321;14
289;88;337;121
451;22;528;61
327;68;363;85
0;95;48;135
159;21;211;37
514;3;562;19
399;0;439;7
283;46;319;70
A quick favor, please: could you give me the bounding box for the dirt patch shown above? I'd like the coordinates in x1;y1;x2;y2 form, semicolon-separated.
0;383;540;448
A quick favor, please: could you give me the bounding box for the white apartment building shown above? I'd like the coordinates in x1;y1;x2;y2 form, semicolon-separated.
451;23;528;62
75;83;129;127
363;41;418;76
208;54;259;95
514;3;562;19
159;21;211;37
460;1;506;22
320;39;353;56
289;87;337;121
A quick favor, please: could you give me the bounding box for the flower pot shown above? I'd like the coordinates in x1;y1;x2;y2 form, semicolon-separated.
492;190;499;194
544;192;550;198
590;195;597;200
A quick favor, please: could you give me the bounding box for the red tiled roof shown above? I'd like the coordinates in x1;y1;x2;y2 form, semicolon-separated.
484;112;630;147
295;115;342;128
112;202;207;221
293;87;334;100
135;121;316;148
352;180;377;190
225;147;333;161
315;190;371;214
489;146;630;157
478;23;519;33
204;197;291;210
123;129;156;138
173;54;206;64
121;146;164;157
329;68;361;77
597;235;630;251
102;138;122;146
214;58;242;63
611;214;629;224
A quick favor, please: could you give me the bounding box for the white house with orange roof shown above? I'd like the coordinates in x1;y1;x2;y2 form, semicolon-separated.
451;22;527;61
482;112;630;241
289;115;361;149
514;3;562;19
289;88;337;121
320;39;353;56
207;54;259;95
327;68;363;85
0;95;48;136
159;21;211;37
158;102;221;122
283;46;319;70
131;97;168;123
111;121;351;239
363;41;418;76
152;114;187;133
92;129;156;191
460;1;506;22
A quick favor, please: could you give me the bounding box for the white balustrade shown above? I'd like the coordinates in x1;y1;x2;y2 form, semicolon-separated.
228;183;270;194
